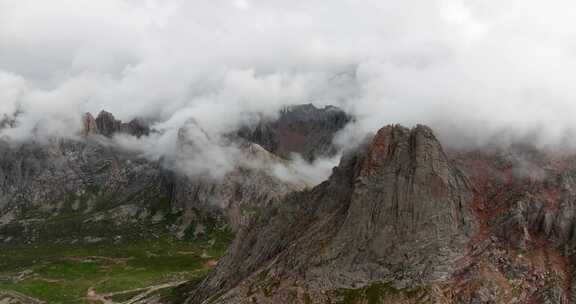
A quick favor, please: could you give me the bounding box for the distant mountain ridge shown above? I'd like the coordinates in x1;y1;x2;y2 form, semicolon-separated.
82;110;151;138
0;105;351;245
3;106;576;303
237;104;351;161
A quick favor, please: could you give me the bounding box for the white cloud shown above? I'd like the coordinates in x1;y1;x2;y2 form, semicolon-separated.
1;0;576;171
0;71;25;118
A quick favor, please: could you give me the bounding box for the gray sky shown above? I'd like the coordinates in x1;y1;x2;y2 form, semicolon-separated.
1;0;576;150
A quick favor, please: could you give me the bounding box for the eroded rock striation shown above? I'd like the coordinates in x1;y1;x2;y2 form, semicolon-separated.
447;146;576;303
6;106;576;303
0;111;303;244
187;125;478;303
180;125;576;304
237;104;351;161
82;110;150;137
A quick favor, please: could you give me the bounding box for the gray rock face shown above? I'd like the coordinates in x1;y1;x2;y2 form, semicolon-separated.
0;105;346;245
0;116;300;244
9;106;576;303
446;146;576;303
0;115;16;130
188;125;477;303
237;104;351;161
181;126;576;304
95;111;122;137
83;111;150;138
81;113;98;136
0;137;167;243
163;141;303;233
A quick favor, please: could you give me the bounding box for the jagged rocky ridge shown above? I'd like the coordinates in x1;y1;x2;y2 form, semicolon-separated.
448;147;576;303
238;104;351;161
178;125;576;304
1;107;342;244
184;125;477;303
4;106;576;303
82;110;151;137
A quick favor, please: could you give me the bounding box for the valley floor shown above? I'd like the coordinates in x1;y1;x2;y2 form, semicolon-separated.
0;237;229;304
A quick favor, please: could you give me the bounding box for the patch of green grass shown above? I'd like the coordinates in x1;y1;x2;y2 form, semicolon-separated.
108;289;143;302
36;260;102;280
0;234;231;303
0;187;235;303
0;279;91;303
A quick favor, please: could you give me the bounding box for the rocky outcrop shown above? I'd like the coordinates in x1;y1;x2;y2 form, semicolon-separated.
187;125;477;303
163;119;304;232
94;110;122;136
0;113;301;244
237;104;351;161
81;113;99;136
162;137;303;234
0;136;172;243
0;115;15;130
181;126;576;304
447;147;576;303
82;111;150;138
9;107;576;303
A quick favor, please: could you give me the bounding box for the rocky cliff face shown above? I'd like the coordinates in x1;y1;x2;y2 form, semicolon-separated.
0;111;301;245
0;135;168;243
6;107;576;304
447;147;576;303
186;125;478;303
237;104;351;161
83;111;150;137
176;126;576;304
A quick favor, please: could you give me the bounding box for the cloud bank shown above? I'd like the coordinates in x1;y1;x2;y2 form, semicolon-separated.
2;0;576;172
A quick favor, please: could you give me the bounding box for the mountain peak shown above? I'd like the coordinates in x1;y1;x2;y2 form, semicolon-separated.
189;123;478;303
95;110;121;137
81;112;98;136
238;104;351;161
356;124;442;178
81;111;150;138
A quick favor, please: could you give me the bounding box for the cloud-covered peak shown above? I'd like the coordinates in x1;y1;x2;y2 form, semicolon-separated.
1;0;576;150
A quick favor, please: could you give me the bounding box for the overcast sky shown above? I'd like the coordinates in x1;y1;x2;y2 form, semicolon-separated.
1;0;576;150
